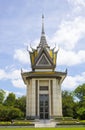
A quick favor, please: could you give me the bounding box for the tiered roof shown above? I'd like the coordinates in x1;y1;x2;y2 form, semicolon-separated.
29;15;58;71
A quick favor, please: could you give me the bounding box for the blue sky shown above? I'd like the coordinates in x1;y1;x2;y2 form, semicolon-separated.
0;0;85;97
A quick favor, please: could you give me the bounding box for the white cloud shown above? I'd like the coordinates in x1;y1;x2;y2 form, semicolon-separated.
62;72;85;91
14;49;30;64
50;16;85;50
14;39;40;64
68;0;85;14
4;90;24;98
12;79;25;88
0;68;25;89
8;70;21;79
5;90;10;98
0;69;7;80
58;49;85;66
68;0;85;7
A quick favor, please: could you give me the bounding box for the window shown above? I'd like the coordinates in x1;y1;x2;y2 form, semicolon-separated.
40;86;48;91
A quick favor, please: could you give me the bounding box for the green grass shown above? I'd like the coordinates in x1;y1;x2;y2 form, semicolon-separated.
0;128;85;130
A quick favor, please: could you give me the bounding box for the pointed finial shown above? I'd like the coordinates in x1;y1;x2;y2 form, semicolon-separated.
42;14;45;34
39;14;48;46
26;45;29;52
21;68;23;73
65;68;68;74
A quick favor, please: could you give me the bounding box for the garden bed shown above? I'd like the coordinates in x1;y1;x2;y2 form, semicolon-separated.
0;121;34;126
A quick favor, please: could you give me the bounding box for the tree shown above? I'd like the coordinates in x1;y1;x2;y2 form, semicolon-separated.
8;107;24;120
0;104;24;121
62;90;75;117
0;89;5;104
15;96;26;117
0;90;25;121
4;93;16;106
74;84;85;101
74;84;85;119
77;107;85;120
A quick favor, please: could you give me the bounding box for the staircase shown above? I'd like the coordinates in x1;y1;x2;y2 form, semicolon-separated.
35;120;56;127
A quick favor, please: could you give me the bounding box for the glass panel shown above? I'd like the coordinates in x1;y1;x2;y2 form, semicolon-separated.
45;113;49;119
40;113;43;119
39;94;49;119
40;101;43;106
45;107;48;112
40;107;43;112
45;101;48;106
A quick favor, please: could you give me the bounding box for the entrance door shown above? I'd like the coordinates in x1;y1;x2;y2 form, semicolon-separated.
39;94;49;119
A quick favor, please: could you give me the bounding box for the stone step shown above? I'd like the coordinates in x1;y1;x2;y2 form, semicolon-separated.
35;120;56;128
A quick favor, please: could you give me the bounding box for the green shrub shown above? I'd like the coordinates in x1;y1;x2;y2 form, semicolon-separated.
57;120;85;125
0;121;34;126
0;121;11;126
0;106;24;121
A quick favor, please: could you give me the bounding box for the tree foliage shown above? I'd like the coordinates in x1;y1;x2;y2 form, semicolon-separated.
0;89;5;104
15;96;26;116
0;104;24;121
4;93;16;106
74;84;85;120
77;107;85;120
74;84;85;101
0;91;25;121
62;90;74;117
62;84;85;119
8;107;24;120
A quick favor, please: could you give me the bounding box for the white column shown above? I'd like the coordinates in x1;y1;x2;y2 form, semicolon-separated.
26;83;29;116
53;79;62;117
37;80;39;118
31;79;36;117
26;79;32;117
26;80;31;117
56;80;62;116
29;79;32;117
49;80;51;118
53;78;57;116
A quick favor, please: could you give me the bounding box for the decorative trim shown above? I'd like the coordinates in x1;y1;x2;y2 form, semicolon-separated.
36;53;51;66
33;47;54;69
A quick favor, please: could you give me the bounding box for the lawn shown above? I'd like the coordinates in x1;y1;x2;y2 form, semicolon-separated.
0;128;85;130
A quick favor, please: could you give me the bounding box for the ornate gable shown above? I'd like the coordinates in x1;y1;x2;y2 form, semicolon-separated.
37;54;51;66
31;47;56;71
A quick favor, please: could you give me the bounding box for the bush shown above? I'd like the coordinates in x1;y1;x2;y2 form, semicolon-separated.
0;121;34;126
55;116;73;121
13;121;33;126
0;122;11;126
0;105;24;121
77;107;85;120
57;120;85;125
8;107;24;120
62;117;73;121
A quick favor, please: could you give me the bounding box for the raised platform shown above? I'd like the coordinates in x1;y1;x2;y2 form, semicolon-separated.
35;120;56;128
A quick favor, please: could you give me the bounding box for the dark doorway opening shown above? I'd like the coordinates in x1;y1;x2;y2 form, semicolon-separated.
39;94;49;119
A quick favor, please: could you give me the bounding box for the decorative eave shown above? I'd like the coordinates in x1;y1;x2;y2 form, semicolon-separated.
21;70;67;84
